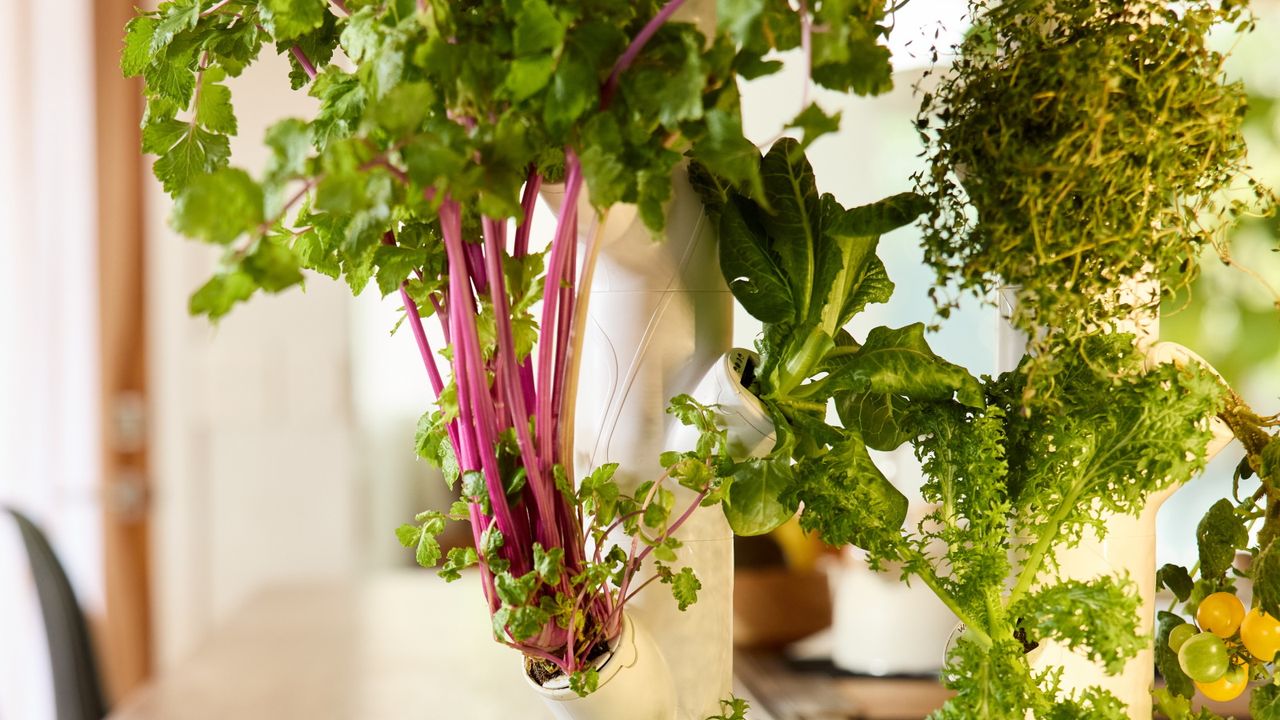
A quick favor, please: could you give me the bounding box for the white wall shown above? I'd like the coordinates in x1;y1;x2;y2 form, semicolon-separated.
0;1;100;718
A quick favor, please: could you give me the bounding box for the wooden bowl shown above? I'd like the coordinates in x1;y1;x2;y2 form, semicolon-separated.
733;567;832;650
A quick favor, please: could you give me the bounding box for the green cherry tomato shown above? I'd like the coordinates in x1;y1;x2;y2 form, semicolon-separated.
1168;623;1197;653
1178;631;1230;683
1197;592;1246;639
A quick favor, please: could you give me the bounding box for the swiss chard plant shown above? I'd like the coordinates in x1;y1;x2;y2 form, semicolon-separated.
122;0;905;697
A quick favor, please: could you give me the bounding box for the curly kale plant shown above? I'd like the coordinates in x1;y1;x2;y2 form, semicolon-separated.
858;336;1223;719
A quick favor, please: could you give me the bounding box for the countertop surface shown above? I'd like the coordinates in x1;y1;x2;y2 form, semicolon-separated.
109;571;775;720
109;572;555;720
109;570;1247;719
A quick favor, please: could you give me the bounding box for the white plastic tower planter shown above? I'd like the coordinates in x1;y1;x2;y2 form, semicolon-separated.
998;283;1237;720
831;447;959;675
544;161;771;719
525;613;676;720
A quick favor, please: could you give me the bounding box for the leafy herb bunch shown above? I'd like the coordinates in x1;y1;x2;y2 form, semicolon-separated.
123;0;905;695
915;0;1267;383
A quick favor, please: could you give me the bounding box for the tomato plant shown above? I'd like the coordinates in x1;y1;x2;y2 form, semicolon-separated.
1197;592;1246;639
1241;608;1280;662
1168;623;1197;653
1195;661;1249;702
1178;632;1230;683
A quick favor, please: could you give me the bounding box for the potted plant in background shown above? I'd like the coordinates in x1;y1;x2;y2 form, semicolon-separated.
122;0;913;717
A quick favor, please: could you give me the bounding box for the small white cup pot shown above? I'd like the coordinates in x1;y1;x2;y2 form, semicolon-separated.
524;613;676;720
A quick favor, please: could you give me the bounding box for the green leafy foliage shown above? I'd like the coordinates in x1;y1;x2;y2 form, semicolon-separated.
1000;335;1225;553
1197;499;1249;584
1157;564;1195;604
568;669;598;696
723;454;798;536
396;511;446;569
1254;684;1280;720
657;564;701;611
915;0;1270;396
134;0;898;325
706;696;751;720
1254;537;1280;619
128;0;1273;712
1155;612;1195;700
172;167;264;244
1012;577;1145;674
692;140;929;537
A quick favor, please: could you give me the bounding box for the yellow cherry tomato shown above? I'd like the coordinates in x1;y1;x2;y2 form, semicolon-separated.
1241;607;1280;662
1197;592;1246;639
1195;661;1248;702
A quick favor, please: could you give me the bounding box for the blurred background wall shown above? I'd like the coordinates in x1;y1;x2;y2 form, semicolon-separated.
1;2;104;717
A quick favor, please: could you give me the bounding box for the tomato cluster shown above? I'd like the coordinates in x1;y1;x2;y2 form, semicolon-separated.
1169;592;1280;702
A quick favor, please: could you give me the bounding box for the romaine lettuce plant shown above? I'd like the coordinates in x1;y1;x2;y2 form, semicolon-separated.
123;0;903;696
693;139;983;538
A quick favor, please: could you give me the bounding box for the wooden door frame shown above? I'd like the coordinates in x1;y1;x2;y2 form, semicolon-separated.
93;0;153;701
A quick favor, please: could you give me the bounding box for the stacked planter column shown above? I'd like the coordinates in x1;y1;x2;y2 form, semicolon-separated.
1000;283;1235;719
549;164;734;720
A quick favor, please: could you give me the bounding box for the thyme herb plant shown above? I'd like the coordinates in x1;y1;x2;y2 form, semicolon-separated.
915;0;1268;389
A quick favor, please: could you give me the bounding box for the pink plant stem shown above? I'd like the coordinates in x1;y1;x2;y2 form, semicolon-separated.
482;216;562;551
536;154;583;466
466;242;488;293
441;201;527;573
380;232;461;452
512;644;571;676
635;487;710;566
550;214;576;452
600;0;690;108
400;289;447;392
614;478;665;603
199;0;233;17
473;508;499;613
430;295;451;344
513;172;543;412
604;574;662;630
290;46;318;81
514;168;542;259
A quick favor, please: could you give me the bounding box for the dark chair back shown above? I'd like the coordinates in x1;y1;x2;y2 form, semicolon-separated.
5;507;110;720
